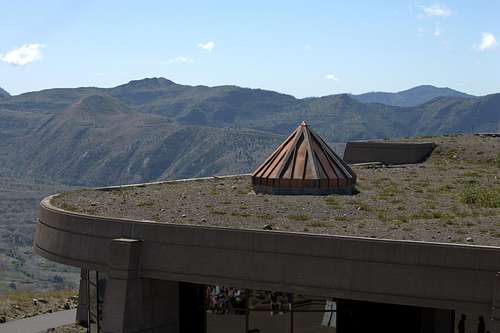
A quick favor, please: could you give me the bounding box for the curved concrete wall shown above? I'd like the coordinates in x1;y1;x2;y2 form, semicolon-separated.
35;196;500;316
343;141;435;164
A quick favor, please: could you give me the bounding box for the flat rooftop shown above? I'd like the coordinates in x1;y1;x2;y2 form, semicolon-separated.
52;134;500;247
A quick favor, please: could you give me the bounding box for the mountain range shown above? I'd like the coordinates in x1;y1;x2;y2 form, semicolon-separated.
0;79;498;186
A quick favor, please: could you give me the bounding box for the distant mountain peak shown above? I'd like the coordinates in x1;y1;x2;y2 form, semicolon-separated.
408;84;439;89
352;85;474;107
399;85;461;94
0;86;10;99
118;77;176;89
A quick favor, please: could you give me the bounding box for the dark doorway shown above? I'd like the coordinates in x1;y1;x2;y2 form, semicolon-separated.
337;300;423;333
179;282;207;333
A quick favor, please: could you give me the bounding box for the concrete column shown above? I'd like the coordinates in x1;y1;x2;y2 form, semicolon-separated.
102;238;180;333
76;269;89;326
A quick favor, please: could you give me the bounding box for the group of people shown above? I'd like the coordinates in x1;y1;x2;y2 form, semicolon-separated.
206;286;246;314
205;287;294;317
268;291;293;316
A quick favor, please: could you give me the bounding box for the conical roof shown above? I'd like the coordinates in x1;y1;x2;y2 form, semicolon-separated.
252;121;356;195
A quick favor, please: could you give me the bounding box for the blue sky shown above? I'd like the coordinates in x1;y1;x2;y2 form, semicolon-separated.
0;0;499;97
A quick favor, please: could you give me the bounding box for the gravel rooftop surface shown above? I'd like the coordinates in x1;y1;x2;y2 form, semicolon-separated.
52;135;500;246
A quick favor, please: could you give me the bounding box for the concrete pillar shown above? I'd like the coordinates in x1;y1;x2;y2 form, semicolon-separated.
102;238;180;333
76;269;89;326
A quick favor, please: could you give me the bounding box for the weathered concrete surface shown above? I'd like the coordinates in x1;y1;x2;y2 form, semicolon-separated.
76;269;88;325
103;239;180;333
34;196;500;325
0;309;76;333
343;141;435;164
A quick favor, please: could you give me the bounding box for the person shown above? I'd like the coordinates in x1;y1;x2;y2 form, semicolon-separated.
270;292;278;316
458;314;466;333
477;316;485;333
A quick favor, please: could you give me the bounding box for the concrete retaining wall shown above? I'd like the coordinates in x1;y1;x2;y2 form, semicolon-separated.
34;195;500;318
343;141;435;164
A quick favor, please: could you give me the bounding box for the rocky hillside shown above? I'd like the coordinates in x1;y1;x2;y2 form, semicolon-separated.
0;78;497;186
0;176;77;293
0;290;78;323
0;93;283;185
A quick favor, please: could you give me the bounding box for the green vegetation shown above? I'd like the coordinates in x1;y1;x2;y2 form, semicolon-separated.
335;215;352;222
377;181;401;199
287;215;311;222
57;201;81;212
461;186;500;208
392;215;409;224
324;197;339;206
377;211;388;222
307;221;328;228
463;171;481;178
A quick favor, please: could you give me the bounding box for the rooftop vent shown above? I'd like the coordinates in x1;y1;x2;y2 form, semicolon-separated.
252;121;357;195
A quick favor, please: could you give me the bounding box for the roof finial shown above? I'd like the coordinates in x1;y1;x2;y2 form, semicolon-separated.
300;120;308;127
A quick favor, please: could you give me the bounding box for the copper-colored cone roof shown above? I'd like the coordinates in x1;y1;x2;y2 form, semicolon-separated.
252;121;356;195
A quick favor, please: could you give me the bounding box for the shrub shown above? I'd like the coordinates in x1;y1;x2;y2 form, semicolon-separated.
461;186;500;208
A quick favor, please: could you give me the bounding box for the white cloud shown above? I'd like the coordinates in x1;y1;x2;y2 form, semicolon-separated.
423;4;452;17
475;32;497;51
167;56;193;64
324;74;339;81
197;41;215;52
0;43;44;66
